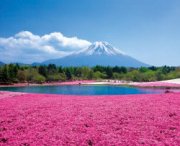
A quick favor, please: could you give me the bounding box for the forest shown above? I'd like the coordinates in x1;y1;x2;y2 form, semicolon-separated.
0;64;180;84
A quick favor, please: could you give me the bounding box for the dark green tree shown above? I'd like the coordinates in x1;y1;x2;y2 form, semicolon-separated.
106;66;113;78
47;64;57;74
65;68;72;80
38;66;47;77
0;65;9;83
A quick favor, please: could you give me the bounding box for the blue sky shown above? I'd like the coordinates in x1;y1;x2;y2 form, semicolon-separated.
0;0;180;66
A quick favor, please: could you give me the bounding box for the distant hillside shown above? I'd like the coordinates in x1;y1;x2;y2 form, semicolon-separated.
0;61;4;66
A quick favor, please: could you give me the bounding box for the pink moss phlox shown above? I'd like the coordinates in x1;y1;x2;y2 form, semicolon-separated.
0;92;180;145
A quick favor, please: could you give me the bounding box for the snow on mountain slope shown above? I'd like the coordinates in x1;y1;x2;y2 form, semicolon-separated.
41;41;149;67
75;41;125;56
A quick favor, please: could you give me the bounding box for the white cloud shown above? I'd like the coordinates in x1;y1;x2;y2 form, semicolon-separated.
0;31;91;63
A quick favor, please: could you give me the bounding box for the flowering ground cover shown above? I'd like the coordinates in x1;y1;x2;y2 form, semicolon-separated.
130;81;180;88
0;92;180;145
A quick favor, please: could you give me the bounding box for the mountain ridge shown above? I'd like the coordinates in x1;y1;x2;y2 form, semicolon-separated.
0;61;5;66
74;41;125;56
41;41;149;67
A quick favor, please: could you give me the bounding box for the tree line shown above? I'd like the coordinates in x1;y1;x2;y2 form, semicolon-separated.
0;64;180;84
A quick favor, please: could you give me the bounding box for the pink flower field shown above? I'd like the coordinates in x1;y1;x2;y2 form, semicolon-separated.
0;92;180;145
131;82;180;88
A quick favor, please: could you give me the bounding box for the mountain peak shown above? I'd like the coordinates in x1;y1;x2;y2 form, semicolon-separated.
93;41;109;46
77;41;125;56
42;41;149;67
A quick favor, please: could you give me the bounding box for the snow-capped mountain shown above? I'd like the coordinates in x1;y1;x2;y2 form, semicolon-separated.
75;41;125;56
41;41;149;67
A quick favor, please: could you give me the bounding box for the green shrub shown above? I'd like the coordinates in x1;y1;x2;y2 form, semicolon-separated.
32;74;46;84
